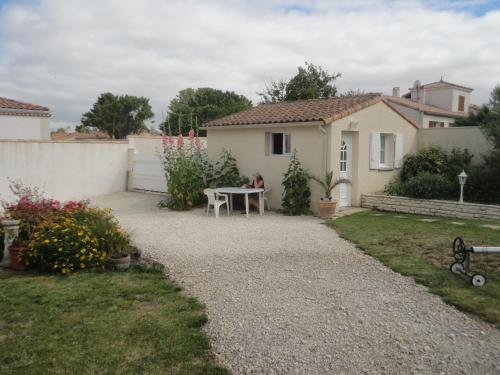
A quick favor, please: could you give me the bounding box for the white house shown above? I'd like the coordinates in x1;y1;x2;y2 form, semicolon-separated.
0;97;51;140
385;79;473;128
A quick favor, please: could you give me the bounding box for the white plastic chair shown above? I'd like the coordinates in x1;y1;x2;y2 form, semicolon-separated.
204;189;229;218
263;183;271;210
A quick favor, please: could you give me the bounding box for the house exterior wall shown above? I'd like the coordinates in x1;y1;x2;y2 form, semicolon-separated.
424;88;453;111
206;102;418;211
206;122;326;212
422;114;455;128
0;115;50;140
0;140;129;203
327;102;418;206
418;126;491;165
451;89;470;113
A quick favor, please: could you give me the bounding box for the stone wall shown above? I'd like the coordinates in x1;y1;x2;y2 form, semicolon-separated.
361;194;500;221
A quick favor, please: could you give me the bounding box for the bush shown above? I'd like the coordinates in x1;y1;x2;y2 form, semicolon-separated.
24;215;106;274
161;132;248;210
281;150;311;215
400;172;455;200
162;132;207;210
384;178;402;196
400;147;471;182
71;207;132;258
465;150;500;205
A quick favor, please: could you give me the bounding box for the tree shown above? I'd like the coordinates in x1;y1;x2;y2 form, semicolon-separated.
162;88;252;136
454;85;500;204
258;62;341;103
281;150;311;215
78;93;154;139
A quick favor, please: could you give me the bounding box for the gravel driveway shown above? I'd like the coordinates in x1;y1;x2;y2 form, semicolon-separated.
93;192;500;375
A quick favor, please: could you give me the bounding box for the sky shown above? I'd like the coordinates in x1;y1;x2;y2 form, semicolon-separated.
1;0;500;129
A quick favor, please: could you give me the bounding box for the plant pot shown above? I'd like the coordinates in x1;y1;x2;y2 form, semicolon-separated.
108;254;131;270
318;199;338;219
9;240;28;271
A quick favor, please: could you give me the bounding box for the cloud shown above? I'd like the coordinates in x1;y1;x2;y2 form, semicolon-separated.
0;0;499;128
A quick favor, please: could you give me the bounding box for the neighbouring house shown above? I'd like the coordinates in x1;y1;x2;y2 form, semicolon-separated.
385;79;474;128
0;96;51;140
202;94;419;211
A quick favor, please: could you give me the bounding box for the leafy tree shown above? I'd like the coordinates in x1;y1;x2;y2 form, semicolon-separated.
454;84;500;131
79;93;154;139
258;62;341;103
162;88;252;136
281;150;311;215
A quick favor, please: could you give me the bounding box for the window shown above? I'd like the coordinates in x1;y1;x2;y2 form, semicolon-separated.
429;121;445;128
458;95;465;112
340;140;347;172
380;135;387;164
270;133;291;155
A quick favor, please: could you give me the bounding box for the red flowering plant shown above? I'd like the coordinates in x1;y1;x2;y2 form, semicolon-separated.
1;180;87;241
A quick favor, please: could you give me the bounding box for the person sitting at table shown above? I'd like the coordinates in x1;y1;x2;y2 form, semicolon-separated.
242;173;264;210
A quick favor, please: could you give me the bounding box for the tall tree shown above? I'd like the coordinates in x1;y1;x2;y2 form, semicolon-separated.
258;62;341;103
78;93;154;139
163;88;252;136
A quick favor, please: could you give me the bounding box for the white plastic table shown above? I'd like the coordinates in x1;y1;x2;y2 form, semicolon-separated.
214;187;264;217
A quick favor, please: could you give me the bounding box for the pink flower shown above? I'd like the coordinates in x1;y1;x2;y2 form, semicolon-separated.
194;137;202;150
188;128;195;141
162;135;169;145
51;200;61;209
177;134;184;149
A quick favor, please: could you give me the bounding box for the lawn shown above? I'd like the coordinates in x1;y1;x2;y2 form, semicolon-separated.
0;268;228;375
329;210;500;328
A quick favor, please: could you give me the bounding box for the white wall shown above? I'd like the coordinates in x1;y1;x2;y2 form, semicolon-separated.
418;126;491;165
0;115;50;140
0;140;129;203
424;88;453;111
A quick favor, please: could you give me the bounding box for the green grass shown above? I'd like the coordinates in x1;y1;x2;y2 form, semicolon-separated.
329;210;500;328
0;268;229;375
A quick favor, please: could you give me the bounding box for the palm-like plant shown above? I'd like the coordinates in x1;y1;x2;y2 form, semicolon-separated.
311;171;350;200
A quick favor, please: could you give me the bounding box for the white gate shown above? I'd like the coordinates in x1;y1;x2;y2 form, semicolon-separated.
130;152;167;193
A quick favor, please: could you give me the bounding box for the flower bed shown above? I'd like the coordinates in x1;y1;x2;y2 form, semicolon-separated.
1;181;132;274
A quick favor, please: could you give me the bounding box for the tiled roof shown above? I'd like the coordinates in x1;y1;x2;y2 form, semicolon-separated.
203;94;387;128
51;131;110;141
0;96;50;111
384;96;469;118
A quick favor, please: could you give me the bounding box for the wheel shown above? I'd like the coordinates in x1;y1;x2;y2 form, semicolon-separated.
450;262;465;274
453;237;467;263
470;274;486;287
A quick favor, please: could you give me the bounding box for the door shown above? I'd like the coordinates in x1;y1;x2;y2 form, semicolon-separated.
339;133;352;207
131;153;167;193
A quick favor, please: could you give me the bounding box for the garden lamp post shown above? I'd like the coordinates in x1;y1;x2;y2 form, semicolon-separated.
0;219;21;267
458;170;467;203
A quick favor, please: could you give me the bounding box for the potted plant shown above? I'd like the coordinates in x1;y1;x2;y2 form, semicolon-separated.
311;171;350;219
107;228;132;270
9;239;28;271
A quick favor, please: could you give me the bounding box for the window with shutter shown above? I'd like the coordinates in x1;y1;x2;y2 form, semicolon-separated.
458;95;465;112
370;132;381;170
269;132;291;155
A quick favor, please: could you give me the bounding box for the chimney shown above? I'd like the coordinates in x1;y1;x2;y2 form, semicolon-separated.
392;87;400;97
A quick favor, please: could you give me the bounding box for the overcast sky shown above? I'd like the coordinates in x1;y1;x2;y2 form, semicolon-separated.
1;0;500;129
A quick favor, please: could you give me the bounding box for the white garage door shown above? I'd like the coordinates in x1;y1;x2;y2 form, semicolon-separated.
130;153;167;193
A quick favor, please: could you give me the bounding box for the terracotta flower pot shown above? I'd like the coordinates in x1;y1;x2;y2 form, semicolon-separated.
108;254;131;270
9;240;28;271
318;199;338;219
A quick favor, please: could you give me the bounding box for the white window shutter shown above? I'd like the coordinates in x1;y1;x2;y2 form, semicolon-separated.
370;132;381;170
394;134;404;169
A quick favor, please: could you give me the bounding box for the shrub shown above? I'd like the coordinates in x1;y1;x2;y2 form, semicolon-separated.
162;132;207;210
384;178;402;196
24;215;106;274
161;132;248;210
465;150;500;205
400;147;471;182
400;172;455;200
71;207;132;258
281;149;311;215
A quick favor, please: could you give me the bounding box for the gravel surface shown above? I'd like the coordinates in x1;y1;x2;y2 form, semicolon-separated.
93;192;500;375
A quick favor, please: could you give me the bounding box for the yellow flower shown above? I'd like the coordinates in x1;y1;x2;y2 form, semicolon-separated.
77;231;83;236
58;248;63;252
80;263;85;268
43;239;50;244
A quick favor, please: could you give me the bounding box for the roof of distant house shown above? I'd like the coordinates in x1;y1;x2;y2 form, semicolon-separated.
202;93;418;128
51;131;110;141
0;96;51;117
384;95;469;118
409;80;473;92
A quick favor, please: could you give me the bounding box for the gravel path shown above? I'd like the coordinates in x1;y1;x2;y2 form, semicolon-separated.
93;192;500;375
